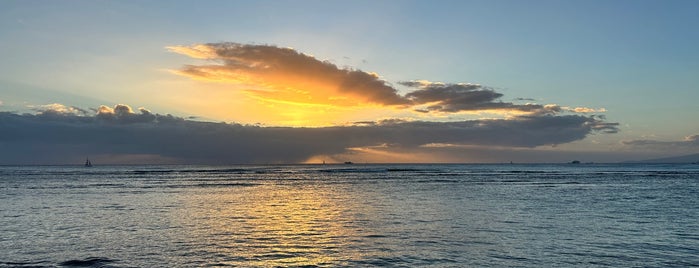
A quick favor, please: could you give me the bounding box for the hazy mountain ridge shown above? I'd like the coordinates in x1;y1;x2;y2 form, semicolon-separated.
625;153;699;163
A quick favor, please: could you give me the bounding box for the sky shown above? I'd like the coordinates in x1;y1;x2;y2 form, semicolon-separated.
1;0;698;164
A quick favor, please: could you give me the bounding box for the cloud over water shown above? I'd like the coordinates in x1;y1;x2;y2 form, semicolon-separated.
0;103;618;164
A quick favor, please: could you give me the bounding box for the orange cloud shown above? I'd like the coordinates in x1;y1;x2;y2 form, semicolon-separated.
167;43;408;109
165;44;218;59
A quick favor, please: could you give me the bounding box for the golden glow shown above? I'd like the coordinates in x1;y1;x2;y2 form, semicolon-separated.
166;44;415;126
153;72;555;127
169;67;258;84
152;75;409;126
176;184;373;266
303;145;481;163
165;45;218;59
165;71;397;126
166;44;570;127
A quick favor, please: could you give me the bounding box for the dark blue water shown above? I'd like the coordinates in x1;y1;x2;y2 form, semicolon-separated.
1;164;698;267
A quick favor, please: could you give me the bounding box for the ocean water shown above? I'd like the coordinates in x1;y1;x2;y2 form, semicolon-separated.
1;164;698;267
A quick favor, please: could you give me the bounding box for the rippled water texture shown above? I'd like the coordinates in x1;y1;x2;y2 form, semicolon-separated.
1;164;698;267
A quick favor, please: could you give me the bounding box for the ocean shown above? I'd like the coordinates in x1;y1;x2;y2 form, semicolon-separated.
1;164;698;267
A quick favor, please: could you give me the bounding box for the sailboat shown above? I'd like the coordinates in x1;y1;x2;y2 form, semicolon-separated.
85;157;93;167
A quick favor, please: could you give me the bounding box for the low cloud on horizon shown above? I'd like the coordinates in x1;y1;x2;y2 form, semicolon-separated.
621;135;699;155
0;103;620;164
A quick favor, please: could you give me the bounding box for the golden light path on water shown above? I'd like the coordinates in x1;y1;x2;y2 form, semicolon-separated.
172;180;381;267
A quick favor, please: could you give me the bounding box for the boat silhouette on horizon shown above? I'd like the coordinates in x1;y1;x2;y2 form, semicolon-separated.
85;158;93;167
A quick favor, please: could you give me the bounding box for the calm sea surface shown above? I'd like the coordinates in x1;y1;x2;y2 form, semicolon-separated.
1;164;698;267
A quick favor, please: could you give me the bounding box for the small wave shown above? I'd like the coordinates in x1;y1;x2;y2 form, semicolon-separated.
132;168;250;175
385;168;423;172
0;260;49;268
132;170;175;174
189;182;259;188
59;257;116;267
318;167;439;174
414;179;460;183
100;204;133;211
318;168;386;173
254;252;299;259
183;168;249;174
364;234;389;238
350;254;459;266
506;170;561;174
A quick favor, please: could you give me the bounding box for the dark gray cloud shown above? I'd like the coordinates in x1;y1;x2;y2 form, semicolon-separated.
514;97;537;101
400;81;559;114
0;104;619;164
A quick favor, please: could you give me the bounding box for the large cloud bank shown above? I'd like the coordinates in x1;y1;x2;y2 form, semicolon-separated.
0;104;618;164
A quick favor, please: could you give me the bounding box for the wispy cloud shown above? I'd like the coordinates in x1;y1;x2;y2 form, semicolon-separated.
567;107;607;113
29;103;89;116
514;97;537;101
400;80;559;115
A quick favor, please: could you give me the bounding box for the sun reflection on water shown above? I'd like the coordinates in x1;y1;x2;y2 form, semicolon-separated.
176;183;368;267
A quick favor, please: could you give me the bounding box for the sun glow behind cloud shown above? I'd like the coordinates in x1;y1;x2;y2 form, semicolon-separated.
167;43;417;126
166;42;610;127
0;41;610;164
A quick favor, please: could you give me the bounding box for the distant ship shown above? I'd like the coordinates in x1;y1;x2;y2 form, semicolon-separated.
344;161;354;165
85;158;93;167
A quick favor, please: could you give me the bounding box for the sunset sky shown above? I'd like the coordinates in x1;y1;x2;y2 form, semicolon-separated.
1;0;698;164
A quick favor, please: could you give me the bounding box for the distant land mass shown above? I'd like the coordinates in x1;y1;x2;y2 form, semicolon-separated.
624;153;699;164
